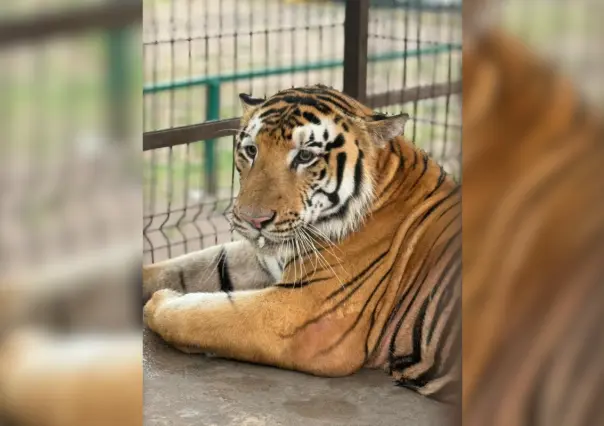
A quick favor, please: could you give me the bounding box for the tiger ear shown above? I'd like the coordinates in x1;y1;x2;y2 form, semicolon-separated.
365;113;410;146
238;93;265;114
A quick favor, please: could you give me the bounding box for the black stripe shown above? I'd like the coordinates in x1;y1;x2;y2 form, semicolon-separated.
386;228;461;364
373;201;460;354
424;165;447;199
288;116;303;127
283;253;389;337
412;301;461;389
315;103;332;114
426;281;454;344
390;285;432;370
217;249;234;293
259;107;286;119
420;186;461;221
296;87;356;111
376;149;405;199
276;281;311;289
407;151;430;194
303;111;321;125
325;251;389;300
325;133;345;151
318;267;392;356
276;277;330;289
316;152;347;206
314;201;350;225
364;261;400;361
402;254;461;386
423;239;461;351
261;96;286;108
352;150;364;197
315;94;353;115
178;270;187;292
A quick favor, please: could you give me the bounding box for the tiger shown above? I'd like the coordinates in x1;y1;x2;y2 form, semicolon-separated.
462;11;604;426
143;84;462;403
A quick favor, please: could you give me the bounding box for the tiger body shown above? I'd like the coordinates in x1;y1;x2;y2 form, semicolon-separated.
463;28;604;424
143;85;461;402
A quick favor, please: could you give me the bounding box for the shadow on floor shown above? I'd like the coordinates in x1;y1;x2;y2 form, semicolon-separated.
144;328;450;426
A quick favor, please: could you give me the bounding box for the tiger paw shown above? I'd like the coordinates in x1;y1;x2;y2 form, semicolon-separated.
143;289;182;331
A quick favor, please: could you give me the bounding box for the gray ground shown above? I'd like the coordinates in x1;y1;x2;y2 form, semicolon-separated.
144;328;451;426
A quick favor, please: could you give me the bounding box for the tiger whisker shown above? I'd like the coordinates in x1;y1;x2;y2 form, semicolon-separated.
303;225;346;268
299;227;345;291
296;229;319;278
305;223;345;258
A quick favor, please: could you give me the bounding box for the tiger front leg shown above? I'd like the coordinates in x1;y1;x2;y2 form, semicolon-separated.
143;240;278;302
143;286;368;377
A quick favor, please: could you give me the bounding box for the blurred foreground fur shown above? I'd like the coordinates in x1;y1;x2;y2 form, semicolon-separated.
463;11;604;426
0;248;142;426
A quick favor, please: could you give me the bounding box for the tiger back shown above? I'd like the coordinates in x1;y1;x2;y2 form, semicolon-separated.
463;29;604;425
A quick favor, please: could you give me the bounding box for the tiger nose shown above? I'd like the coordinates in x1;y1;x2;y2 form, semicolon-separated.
237;206;276;229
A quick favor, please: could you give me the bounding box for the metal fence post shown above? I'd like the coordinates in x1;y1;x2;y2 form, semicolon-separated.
205;80;220;196
343;0;370;103
107;27;129;142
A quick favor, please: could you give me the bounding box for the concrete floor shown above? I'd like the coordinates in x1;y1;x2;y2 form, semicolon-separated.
144;329;450;426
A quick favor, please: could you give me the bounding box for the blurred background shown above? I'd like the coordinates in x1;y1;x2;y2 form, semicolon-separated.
501;0;602;105
0;1;141;425
142;0;463;264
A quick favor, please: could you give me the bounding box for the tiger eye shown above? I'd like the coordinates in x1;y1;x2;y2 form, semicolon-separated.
244;145;257;158
297;150;315;163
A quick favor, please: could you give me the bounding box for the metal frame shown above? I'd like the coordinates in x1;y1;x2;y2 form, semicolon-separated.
142;0;461;151
343;0;370;102
0;1;140;46
142;81;461;151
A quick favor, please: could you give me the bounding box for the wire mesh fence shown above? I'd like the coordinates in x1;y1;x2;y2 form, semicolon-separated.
1;1;141;278
142;0;462;264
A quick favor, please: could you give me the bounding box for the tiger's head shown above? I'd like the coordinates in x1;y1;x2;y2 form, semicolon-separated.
230;85;408;252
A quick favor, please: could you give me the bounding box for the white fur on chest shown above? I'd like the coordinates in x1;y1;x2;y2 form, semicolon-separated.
259;254;283;282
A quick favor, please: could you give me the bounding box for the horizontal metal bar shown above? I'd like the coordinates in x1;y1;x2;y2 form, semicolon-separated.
144;118;240;151
143;81;461;151
143;44;461;94
0;1;141;46
367;80;462;109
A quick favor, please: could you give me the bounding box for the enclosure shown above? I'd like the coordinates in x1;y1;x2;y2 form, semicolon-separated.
142;0;463;265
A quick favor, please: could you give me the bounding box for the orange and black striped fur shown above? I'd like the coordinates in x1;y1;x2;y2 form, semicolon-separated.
143;85;461;402
463;29;604;425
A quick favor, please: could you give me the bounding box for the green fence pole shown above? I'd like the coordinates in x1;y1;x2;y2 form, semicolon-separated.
205;80;220;196
142;44;462;95
107;27;129;142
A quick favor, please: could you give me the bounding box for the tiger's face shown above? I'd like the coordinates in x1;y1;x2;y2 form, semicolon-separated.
230;86;408;252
